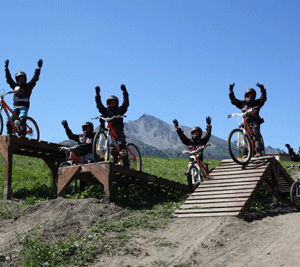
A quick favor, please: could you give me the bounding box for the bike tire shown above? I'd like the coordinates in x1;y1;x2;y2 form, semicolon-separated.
0;114;3;135
92;131;109;162
228;129;252;165
25;117;40;140
59;162;72;168
290;180;300;211
187;165;201;192
126;143;142;171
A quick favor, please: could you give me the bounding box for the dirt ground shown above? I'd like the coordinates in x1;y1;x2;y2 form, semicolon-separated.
1;196;300;267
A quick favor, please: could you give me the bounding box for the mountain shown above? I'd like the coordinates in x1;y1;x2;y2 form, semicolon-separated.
124;114;230;160
61;114;283;160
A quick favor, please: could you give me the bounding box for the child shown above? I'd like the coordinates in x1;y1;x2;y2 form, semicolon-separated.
61;120;95;164
285;144;300;162
173;117;212;162
95;84;129;166
5;59;43;137
229;83;267;156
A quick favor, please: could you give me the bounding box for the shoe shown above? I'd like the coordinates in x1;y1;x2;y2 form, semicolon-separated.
255;153;261;157
242;155;248;159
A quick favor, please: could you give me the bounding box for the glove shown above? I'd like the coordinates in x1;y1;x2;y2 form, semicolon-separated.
256;83;265;91
95;86;100;95
5;60;9;69
229;83;235;93
206;116;212;125
173;119;178;128
61;120;69;129
38;59;43;68
121;84;127;92
285;144;291;149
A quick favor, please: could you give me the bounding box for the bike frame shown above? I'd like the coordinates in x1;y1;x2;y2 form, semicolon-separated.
0;93;34;135
104;121;137;162
240;117;255;152
188;153;210;180
60;147;81;166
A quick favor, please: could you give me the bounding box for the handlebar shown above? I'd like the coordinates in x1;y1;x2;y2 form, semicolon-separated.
178;144;211;155
0;91;14;98
59;145;82;152
91;115;127;121
227;107;258;119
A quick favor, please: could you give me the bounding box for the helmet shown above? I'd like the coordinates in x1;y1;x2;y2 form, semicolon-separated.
15;71;27;83
191;126;202;140
82;121;94;133
107;95;119;109
244;88;256;103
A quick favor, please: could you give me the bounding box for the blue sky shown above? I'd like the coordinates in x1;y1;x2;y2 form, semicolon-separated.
1;0;299;151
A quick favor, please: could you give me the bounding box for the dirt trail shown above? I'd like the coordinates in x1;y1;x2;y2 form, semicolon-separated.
1;197;300;266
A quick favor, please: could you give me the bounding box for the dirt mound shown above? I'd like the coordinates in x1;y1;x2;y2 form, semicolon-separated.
0;198;129;258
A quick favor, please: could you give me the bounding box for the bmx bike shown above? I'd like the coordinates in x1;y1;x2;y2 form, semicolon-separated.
178;144;212;192
0;90;39;140
91;115;142;171
227;107;264;165
287;164;300;211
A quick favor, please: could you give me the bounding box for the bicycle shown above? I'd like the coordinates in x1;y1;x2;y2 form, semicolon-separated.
178;144;212;192
59;145;84;193
227;107;265;165
0;90;39;140
91;115;142;171
287;164;300;211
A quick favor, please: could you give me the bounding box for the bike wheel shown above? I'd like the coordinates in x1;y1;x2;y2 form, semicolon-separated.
290;181;300;211
126;143;142;171
228;129;252;165
26;117;40;140
187;166;202;192
0;114;3;135
92;131;109;162
60;162;72;168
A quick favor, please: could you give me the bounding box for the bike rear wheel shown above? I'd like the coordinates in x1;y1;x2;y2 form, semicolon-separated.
0;114;3;135
290;180;300;211
127;143;142;171
228;129;252;165
187;165;202;192
92;131;109;162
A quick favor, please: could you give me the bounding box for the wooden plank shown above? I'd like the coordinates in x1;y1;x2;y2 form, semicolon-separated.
195;184;257;192
204;177;261;183
187;192;252;199
180;201;246;209
184;197;248;204
174;207;242;213
209;169;267;176
199;181;257;188
174;212;239;217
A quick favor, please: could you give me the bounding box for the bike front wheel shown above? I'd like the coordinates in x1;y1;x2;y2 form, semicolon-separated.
290;180;300;211
92;131;109;162
25;117;40;140
228;129;252;165
127;143;142;171
187;165;202;192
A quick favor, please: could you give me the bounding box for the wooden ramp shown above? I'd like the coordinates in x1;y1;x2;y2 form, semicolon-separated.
174;156;294;218
57;162;190;201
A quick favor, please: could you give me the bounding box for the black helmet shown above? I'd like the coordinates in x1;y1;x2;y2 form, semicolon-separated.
191;126;202;140
15;71;27;83
244;88;256;103
107;95;119;109
82;121;94;132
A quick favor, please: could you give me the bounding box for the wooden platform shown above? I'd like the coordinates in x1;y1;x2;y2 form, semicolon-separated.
0;135;65;199
57;162;190;201
174;156;294;218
